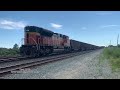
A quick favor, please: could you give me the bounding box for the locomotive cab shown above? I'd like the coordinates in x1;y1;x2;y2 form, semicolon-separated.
20;26;54;57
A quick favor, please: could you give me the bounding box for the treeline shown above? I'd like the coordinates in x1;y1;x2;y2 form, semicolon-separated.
0;44;20;57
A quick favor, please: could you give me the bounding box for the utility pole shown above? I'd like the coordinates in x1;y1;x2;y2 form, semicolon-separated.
108;40;111;47
110;40;111;46
117;34;119;47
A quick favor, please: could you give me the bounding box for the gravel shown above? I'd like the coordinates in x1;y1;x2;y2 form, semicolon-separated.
2;49;120;79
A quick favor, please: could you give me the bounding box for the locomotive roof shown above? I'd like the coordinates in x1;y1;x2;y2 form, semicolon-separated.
53;33;69;38
25;26;54;37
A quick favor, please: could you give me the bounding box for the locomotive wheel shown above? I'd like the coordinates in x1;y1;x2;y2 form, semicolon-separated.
45;48;50;55
30;48;37;57
39;49;45;56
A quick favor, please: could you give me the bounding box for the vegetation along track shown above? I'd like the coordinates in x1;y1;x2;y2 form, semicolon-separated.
0;50;97;76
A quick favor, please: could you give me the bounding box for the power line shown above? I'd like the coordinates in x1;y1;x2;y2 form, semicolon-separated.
117;34;119;47
110;40;111;46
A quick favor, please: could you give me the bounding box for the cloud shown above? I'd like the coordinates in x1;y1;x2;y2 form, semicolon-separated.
50;23;62;29
100;25;119;28
81;27;87;30
0;19;27;30
96;12;112;15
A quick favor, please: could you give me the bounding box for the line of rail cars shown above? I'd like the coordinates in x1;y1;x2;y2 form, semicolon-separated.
20;26;101;57
70;40;99;51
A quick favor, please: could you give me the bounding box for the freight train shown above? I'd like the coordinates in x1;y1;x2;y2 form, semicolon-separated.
20;26;101;57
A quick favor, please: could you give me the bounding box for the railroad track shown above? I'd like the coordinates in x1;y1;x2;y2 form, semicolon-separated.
0;50;94;76
0;50;84;63
0;51;75;63
0;56;30;63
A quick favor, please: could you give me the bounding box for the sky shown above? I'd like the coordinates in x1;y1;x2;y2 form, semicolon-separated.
0;11;120;48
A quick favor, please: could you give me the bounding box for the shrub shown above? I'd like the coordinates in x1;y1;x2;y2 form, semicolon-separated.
103;47;120;72
0;48;20;57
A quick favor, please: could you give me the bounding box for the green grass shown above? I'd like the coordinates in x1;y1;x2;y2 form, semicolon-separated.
102;47;120;72
0;48;20;57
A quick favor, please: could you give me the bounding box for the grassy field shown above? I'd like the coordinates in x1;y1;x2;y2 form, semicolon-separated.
0;48;20;57
102;47;120;72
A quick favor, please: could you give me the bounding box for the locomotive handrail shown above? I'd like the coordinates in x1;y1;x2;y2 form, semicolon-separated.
21;38;24;45
29;37;38;45
26;37;39;50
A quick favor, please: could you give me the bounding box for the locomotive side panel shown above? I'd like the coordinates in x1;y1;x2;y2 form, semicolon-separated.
64;36;70;48
42;36;53;46
25;32;40;45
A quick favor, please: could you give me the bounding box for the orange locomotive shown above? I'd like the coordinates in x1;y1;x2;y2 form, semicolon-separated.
20;26;70;57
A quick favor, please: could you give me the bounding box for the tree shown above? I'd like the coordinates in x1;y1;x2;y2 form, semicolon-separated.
108;45;114;47
118;44;120;47
13;44;19;50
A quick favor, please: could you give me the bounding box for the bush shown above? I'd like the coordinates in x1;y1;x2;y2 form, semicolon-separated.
0;48;20;57
103;47;120;59
103;47;120;72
